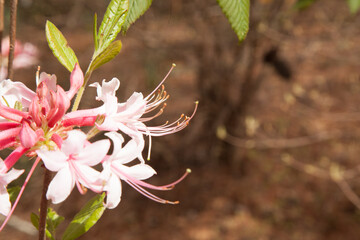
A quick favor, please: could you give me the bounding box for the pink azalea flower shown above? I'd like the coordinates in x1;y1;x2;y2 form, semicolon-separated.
99;132;155;208
36;130;110;204
0;159;24;216
0;65;83;166
100;131;191;208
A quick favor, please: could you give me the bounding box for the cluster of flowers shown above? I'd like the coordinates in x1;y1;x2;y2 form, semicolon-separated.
0;63;197;219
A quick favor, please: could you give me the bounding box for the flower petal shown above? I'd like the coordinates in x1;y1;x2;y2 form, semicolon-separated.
47;166;74;204
0;185;11;216
36;149;68;172
104;175;122;209
115;163;156;181
61;130;87;155
90;78;120;101
76;139;110;166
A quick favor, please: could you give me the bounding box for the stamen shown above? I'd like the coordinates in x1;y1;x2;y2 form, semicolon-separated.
145;63;176;100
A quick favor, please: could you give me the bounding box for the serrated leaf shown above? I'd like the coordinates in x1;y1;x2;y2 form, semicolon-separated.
46;21;79;72
8;186;20;203
90;40;122;72
217;0;250;42
62;193;106;240
122;0;152;33
347;0;360;14
97;0;129;53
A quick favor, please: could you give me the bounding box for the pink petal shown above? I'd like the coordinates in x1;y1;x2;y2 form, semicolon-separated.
67;63;84;99
19;121;38;148
0;122;20;130
62;115;98;127
3;146;27;171
0;103;28;122
47;86;70;127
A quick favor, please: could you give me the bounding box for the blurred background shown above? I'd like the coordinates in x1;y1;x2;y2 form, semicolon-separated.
2;0;360;239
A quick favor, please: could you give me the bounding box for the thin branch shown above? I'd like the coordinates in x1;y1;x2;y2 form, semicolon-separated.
38;169;52;240
8;0;18;80
218;127;341;149
331;168;360;210
281;154;330;179
0;0;4;54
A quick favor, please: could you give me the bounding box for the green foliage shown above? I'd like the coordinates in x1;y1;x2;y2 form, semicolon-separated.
62;193;106;240
96;0;129;55
45;21;79;72
217;0;250;42
30;208;64;240
122;0;153;33
293;0;317;10
347;0;360;14
7;186;20;203
90;40;122;72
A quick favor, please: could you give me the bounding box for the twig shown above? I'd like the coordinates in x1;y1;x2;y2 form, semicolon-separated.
0;0;4;54
38;169;52;240
8;0;18;80
281;154;330;179
218;127;341;149
331;166;360;210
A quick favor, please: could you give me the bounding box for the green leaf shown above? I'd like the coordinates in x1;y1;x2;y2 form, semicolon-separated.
97;0;129;53
122;0;152;33
217;0;250;42
46;21;79;72
8;186;20;203
347;0;360;14
47;208;65;239
90;40;122;72
62;193;106;240
30;212;39;229
93;13;99;51
30;209;64;240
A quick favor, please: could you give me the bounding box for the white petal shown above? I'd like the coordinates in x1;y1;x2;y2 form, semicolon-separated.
90;78;120;101
105;132;124;156
61;130;87;155
104;175;122;209
0;185;11;216
120;139;144;164
116;164;156;180
74;164;102;192
1;168;24;184
76;139;110;166
47;166;74;204
36;149;68;172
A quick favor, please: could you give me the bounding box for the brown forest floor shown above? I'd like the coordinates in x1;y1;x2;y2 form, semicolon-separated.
2;0;360;239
